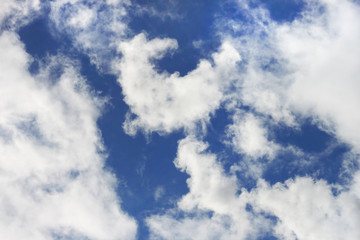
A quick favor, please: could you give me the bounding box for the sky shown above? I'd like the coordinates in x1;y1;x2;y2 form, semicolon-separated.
0;0;360;239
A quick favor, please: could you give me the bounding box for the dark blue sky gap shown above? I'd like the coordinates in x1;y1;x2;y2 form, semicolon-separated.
129;0;222;76
257;0;305;22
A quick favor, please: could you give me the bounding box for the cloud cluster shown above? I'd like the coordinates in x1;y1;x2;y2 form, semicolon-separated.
0;3;137;238
145;0;360;239
226;112;279;159
2;0;360;239
116;34;241;135
226;0;360;151
146;137;258;240
278;0;360;151
252;176;360;240
147;137;360;240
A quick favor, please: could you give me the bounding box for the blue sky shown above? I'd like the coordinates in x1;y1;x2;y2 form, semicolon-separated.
1;0;360;239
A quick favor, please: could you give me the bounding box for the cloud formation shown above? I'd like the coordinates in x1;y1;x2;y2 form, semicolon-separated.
116;34;241;135
146;137;256;240
147;136;360;240
146;0;360;239
0;5;137;239
252;176;360;240
2;0;360;239
225;0;360;151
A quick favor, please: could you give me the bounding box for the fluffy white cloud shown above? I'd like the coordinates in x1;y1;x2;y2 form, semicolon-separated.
227;112;279;159
225;112;282;180
226;0;360;152
251;176;360;240
218;1;360;237
115;34;241;135
147;137;360;240
147;137;271;240
277;0;360;151
215;0;360;191
174;137;240;213
138;1;360;239
0;31;137;240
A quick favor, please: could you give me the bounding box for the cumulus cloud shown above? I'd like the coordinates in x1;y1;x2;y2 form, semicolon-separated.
146;2;360;238
115;34;241;135
215;0;360;189
251;176;360;240
223;0;360;152
147;137;271;240
0;30;136;239
224;111;282;180
277;0;360;151
226;112;279;159
174;137;239;213
147;137;360;240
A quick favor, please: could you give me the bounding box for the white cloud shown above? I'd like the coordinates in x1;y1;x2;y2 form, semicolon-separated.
146;137;271;240
251;176;360;240
224;0;360;152
226;112;279;159
68;6;96;29
174;137;240;213
147;136;360;240
215;1;360;237
147;213;240;240
276;0;360;151
115;34;241;135
0;31;137;240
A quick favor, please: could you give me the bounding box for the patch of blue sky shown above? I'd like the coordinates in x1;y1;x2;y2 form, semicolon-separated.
266;118;355;185
273;119;332;153
256;0;305;22
18;17;74;80
19;17;72;58
128;0;222;76
263;143;351;186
